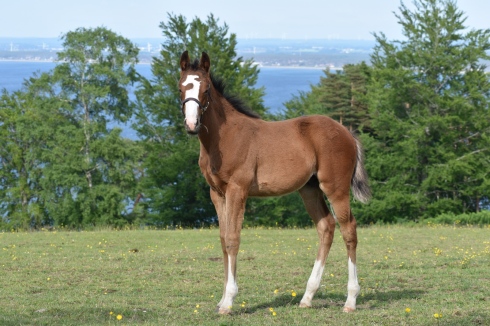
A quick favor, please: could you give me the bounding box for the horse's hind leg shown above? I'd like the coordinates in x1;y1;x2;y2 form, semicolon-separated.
327;193;360;312
298;181;336;308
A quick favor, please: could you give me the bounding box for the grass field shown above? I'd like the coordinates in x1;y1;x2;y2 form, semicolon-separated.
1;225;489;325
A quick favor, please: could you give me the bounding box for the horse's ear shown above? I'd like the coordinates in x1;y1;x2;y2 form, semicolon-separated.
180;51;190;71
200;52;210;73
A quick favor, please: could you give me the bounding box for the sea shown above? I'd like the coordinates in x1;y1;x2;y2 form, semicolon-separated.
0;61;325;138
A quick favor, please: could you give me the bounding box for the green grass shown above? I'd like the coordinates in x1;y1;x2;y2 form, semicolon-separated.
1;225;489;325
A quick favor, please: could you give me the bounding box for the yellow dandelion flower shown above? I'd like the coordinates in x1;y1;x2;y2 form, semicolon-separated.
195;304;200;308
274;289;279;294
116;314;123;320
273;311;277;316
291;291;297;297
433;313;442;319
194;309;198;313
405;308;411;313
109;311;113;315
269;307;274;312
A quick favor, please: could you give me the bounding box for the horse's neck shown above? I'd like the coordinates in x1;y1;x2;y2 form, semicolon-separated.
198;97;242;149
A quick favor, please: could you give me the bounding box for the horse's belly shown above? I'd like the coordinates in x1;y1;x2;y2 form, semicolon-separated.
249;144;316;197
249;166;313;197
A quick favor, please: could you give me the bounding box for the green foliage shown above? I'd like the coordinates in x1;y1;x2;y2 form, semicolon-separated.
283;0;490;225
0;90;55;228
1;27;142;230
245;194;313;228
361;0;490;222
36;27;142;228
283;63;372;133
422;210;490;226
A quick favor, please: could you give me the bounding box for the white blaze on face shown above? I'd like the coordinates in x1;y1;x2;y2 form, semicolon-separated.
182;75;201;131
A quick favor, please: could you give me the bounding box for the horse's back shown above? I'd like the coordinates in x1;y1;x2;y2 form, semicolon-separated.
258;115;356;157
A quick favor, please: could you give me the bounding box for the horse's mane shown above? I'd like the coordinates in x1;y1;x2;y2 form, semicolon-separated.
210;74;261;119
188;59;261;119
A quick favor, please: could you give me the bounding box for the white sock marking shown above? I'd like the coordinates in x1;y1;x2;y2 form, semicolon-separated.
220;255;238;311
300;260;324;306
345;257;360;310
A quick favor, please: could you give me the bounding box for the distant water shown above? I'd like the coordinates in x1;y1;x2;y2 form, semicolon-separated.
0;61;324;138
0;61;56;91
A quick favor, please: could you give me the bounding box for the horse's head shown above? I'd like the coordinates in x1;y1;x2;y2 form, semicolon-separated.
179;51;211;135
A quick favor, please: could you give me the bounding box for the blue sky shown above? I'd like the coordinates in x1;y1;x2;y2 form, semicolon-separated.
1;0;489;40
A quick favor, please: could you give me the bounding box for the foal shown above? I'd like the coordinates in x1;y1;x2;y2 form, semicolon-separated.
178;51;371;314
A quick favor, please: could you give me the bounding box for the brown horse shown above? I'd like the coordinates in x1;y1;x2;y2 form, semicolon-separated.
178;51;371;314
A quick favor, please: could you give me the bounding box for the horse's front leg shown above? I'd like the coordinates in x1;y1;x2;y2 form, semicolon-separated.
210;189;228;310
215;184;246;315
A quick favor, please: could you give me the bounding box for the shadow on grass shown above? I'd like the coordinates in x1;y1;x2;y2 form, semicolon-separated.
245;288;427;314
361;289;426;309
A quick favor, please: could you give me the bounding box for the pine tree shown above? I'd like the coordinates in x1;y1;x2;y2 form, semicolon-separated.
363;0;490;222
283;63;371;133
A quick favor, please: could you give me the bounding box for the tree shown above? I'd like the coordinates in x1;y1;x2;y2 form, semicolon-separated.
53;27;139;189
23;27;142;228
363;0;490;222
134;14;267;226
0;90;57;228
283;63;372;133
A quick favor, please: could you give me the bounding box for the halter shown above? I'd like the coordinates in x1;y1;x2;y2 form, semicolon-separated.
180;84;211;116
181;97;209;115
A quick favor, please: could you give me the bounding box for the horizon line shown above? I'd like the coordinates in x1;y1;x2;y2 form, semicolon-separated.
0;36;377;41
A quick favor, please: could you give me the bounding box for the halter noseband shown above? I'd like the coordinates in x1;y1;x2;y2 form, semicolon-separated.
181;97;209;115
180;84;211;116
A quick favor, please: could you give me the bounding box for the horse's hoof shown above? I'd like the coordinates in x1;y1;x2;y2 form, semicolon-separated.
343;306;356;313
218;307;232;315
299;302;311;308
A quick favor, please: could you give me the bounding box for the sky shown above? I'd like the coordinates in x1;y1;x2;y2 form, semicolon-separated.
1;0;489;40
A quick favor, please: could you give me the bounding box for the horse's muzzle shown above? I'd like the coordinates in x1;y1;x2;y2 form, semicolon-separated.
185;119;201;135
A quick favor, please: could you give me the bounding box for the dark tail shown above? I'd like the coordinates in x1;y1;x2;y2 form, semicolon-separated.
351;133;371;203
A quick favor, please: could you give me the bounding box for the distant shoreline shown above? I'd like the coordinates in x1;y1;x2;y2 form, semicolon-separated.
0;58;332;70
0;58;55;63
